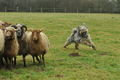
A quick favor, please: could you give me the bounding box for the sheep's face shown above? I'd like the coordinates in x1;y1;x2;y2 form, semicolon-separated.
5;27;17;40
0;21;12;29
16;28;22;38
30;28;43;41
11;24;27;38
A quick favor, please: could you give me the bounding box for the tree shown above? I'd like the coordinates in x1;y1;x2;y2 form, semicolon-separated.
0;0;118;13
112;0;120;12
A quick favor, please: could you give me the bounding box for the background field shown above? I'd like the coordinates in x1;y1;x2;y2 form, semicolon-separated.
0;13;120;80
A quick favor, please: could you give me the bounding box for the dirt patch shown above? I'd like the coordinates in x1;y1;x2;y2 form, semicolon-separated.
99;52;108;55
55;75;64;78
69;53;81;57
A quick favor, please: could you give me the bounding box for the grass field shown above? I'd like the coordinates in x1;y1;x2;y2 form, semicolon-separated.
0;12;120;80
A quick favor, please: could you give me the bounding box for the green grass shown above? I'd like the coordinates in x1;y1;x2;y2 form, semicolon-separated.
0;12;120;80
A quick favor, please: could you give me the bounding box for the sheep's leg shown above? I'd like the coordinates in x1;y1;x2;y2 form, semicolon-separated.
32;56;35;64
42;54;45;67
36;56;42;64
23;55;27;67
9;57;13;70
39;55;42;61
1;57;4;65
4;57;9;69
39;55;42;64
0;56;2;69
14;57;16;66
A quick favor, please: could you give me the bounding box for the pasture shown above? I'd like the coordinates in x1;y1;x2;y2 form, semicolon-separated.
0;12;120;80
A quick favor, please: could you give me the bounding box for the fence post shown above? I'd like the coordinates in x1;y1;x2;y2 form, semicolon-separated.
114;7;116;12
77;7;78;13
89;8;90;13
41;7;42;13
65;7;66;13
30;7;31;12
54;7;55;13
17;7;18;12
5;7;7;12
100;8;102;13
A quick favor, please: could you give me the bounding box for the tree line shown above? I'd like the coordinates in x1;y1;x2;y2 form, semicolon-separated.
0;0;119;13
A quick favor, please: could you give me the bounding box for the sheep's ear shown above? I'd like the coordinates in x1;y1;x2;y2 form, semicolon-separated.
30;28;33;32
39;28;43;32
4;22;12;27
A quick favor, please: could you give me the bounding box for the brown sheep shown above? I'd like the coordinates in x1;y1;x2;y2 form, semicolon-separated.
0;21;12;69
27;28;49;67
0;20;12;29
2;27;19;70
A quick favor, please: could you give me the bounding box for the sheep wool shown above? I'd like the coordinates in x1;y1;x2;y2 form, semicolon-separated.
0;29;4;54
4;27;19;57
29;32;49;55
3;27;19;70
11;24;28;67
27;29;50;67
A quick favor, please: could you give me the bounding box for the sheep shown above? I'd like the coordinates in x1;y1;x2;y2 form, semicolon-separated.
2;27;19;70
0;21;12;69
27;28;50;67
11;24;28;67
0;20;12;29
0;29;5;69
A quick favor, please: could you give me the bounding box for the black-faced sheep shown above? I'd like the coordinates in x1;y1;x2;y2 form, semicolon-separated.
27;28;50;67
11;24;28;67
2;27;19;70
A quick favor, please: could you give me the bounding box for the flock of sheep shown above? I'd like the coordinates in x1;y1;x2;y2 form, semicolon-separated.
0;21;50;70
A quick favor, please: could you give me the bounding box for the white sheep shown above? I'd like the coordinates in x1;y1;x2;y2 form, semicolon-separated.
2;27;19;70
27;28;50;67
0;29;5;69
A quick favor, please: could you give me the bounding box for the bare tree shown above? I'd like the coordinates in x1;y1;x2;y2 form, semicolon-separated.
0;0;118;13
112;0;120;12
